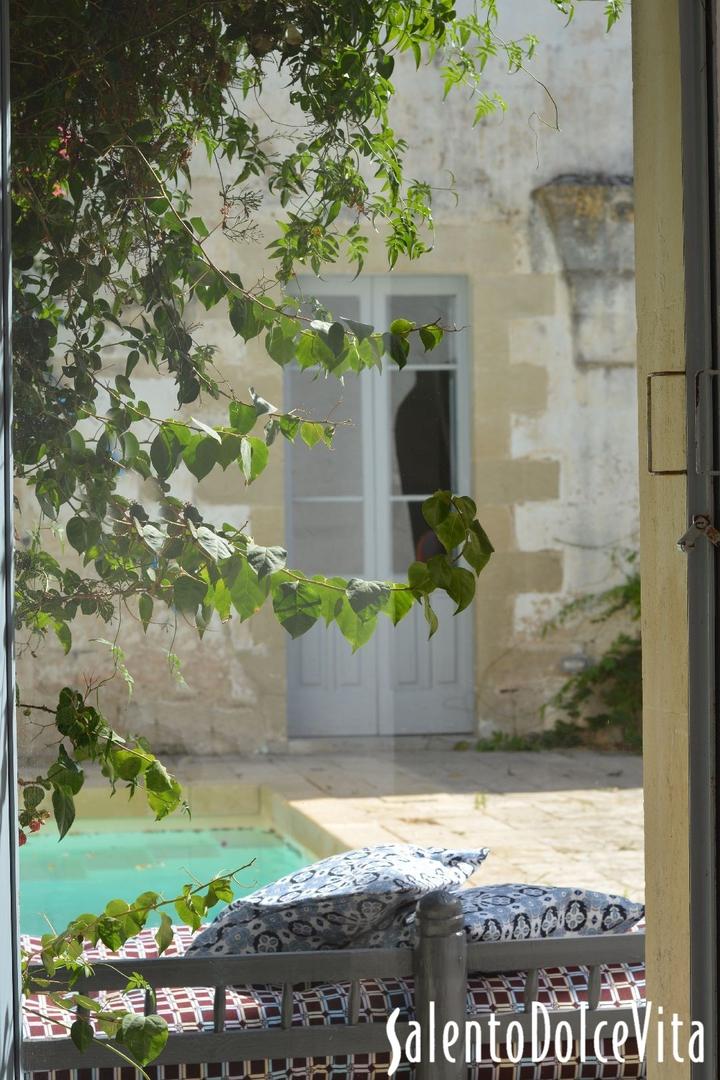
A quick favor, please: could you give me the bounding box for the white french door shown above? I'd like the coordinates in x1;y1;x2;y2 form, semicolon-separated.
285;275;474;737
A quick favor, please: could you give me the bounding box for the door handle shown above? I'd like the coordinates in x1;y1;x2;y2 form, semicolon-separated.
677;514;720;552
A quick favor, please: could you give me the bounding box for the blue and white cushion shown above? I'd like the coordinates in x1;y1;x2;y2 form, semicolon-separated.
355;884;645;948
186;844;488;955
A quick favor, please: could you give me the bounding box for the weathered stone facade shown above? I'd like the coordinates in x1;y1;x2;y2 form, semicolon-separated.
17;3;638;759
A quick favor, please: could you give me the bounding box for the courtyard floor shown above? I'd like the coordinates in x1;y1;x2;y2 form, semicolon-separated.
168;747;644;902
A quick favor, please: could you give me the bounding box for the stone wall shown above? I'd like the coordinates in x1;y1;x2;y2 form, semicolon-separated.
17;2;638;758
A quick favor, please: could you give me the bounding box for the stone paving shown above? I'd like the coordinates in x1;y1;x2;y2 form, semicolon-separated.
167;747;645;902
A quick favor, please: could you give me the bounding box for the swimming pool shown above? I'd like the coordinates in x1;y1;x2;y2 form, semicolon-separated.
19;825;312;936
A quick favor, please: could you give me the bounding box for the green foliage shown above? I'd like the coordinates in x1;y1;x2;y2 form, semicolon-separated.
549;632;642;752
18;686;186;842
457;722;583;753
21;867;244;1074
12;0;622;1065
544;556;642;752
604;0;625;31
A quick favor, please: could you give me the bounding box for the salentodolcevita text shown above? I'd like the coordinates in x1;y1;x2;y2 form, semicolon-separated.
386;1001;705;1073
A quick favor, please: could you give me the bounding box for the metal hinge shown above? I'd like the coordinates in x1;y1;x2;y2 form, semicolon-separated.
677;514;720;552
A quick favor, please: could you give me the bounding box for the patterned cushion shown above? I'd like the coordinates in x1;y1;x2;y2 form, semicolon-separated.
22;925;647;1080
187;844;489;956
355;884;645;948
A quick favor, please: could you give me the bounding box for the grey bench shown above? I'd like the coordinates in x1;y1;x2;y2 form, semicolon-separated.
22;889;646;1079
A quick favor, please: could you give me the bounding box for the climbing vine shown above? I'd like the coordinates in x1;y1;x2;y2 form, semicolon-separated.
13;0;623;1068
545;555;642;752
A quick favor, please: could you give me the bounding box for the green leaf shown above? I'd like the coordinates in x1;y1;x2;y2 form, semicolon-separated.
54;621;72;654
155;912;174;955
295;330;335;371
358;336;383;370
377;52;395;77
300;422;324;448
335;598;377;651
125;971;152;992
422;493;466;551
279;416;301;442
346;578;390;615
229;297;260;342
265;418;280;446
105;898;131;917
122;431;140;465
423;595;439;638
225;556;269;620
95;916;125;950
118;1013;169;1066
139;594;153;632
408;561;432;597
228;401;256;435
125;349;140;378
249;386;277;416
463;521;494;575
23;783;46;811
115;373;135;399
174;897;202;930
216;431;245;468
382;331;410;369
206;875;234;905
52;787;76;839
265;324;297;365
134;520;167;555
194;526;234;562
327;321;345;356
48;746;85;794
173;575;208;613
150;429;180;480
70;1018;94;1052
183;436;218;481
439;513;466;552
134;890;160;914
272;580;322;638
109;747;146;781
426;554;453;591
147;196;169;215
422;491;452;529
419;324;444;351
453;495;477;525
239;436;268;483
447;566;476;613
207;577;232;621
341;317;375;341
246;543;287;579
382;591;410;626
311;577;344;624
190;417;222;443
144;761;182;820
390;318;414;335
66;517;87;554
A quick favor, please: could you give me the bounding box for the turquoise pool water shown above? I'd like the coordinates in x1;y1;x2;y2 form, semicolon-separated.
19;825;311;937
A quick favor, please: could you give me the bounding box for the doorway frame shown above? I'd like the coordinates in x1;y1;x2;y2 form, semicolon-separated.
0;0;20;1072
284;273;475;739
634;0;720;1076
679;0;719;1074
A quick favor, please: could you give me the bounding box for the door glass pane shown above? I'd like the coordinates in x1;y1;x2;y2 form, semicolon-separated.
391;369;454;495
288;370;363;498
387;294;457;365
392;500;445;575
291;499;364;577
296;292;361;326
